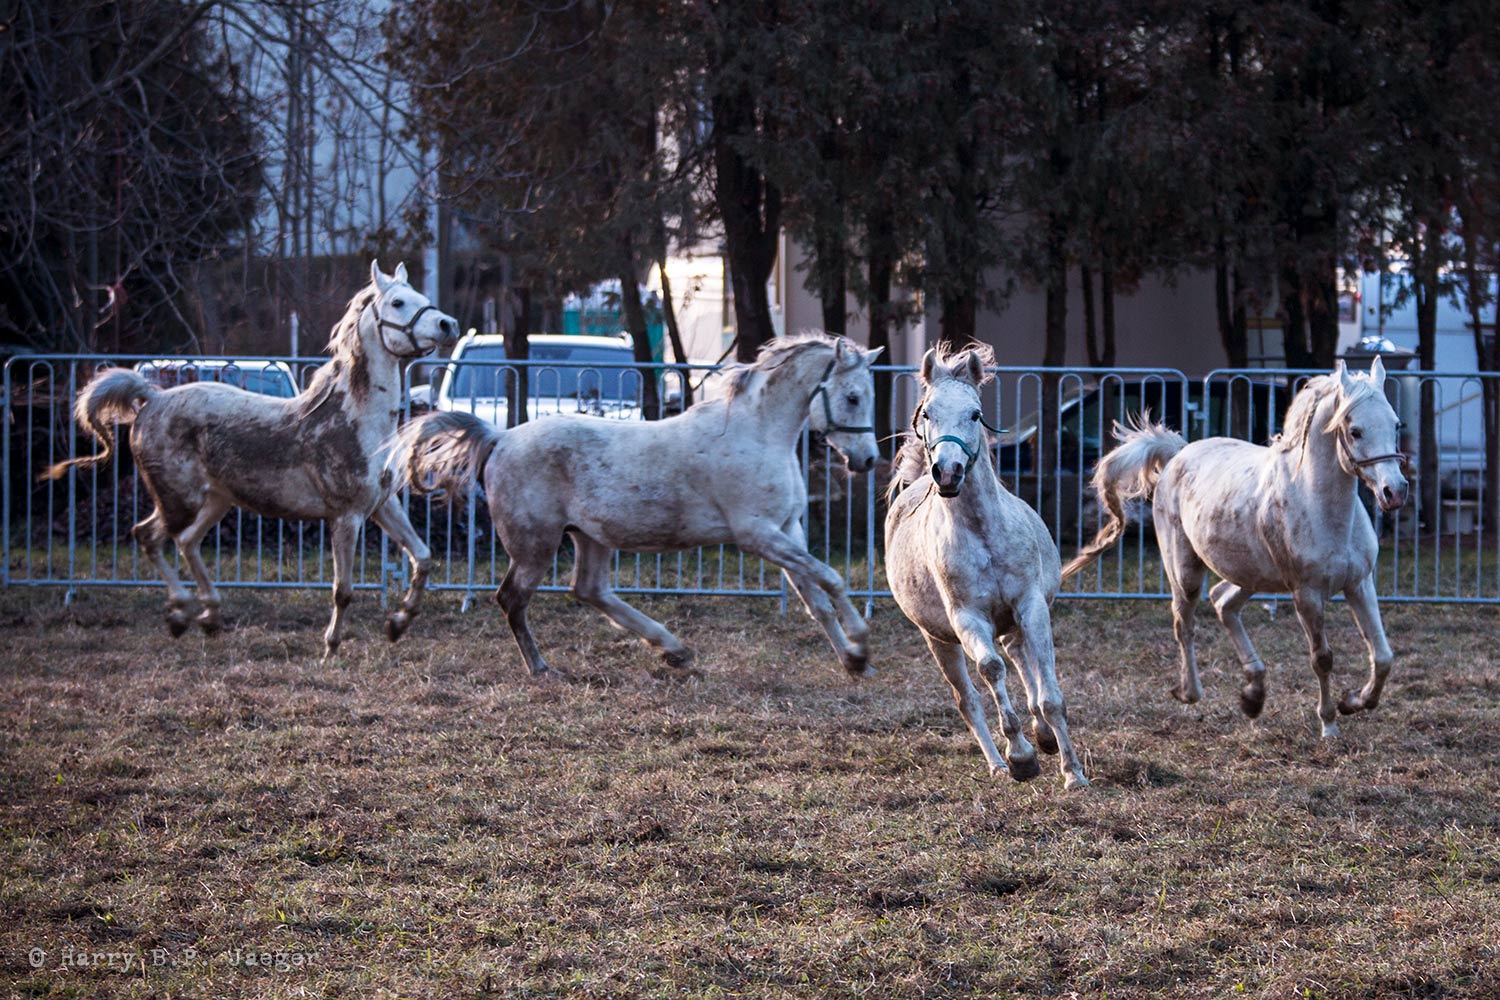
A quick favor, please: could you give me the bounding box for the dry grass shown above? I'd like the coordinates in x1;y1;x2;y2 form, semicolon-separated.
2;585;1499;999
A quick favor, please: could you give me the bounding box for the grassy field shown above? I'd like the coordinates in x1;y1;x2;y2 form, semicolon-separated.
2;585;1499;999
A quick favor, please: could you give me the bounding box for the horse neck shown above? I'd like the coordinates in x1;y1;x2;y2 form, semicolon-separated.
312;314;403;431
742;346;836;444
1291;396;1361;520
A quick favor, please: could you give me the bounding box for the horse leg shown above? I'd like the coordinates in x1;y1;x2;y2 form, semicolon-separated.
1210;581;1268;718
737;519;870;677
950;608;1039;781
1163;540;1206;705
494;549;558;678
1291;587;1339;738
780;564;863;676
568;532;696;679
323;514;362;662
925;634;1008;777
133;510;192;637
175;494;232;635
999;633;1058;755
1014;593;1089;789
1339;573;1394;715
370;496;431;643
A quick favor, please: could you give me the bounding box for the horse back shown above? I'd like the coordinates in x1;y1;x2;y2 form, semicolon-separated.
131;382;386;525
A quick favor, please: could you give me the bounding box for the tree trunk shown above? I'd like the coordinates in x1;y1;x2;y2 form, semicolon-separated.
1101;262;1117;368
1039;211;1068;533
817;224;847;337
938;284;977;351
1279;262;1313;369
505;287;531;428
1082;263;1099;367
1462;227;1497;533
1415;247;1441;529
867;201;896;455
1308;265;1340;368
619;259;663;420
657;257;693;408
713;90;782;362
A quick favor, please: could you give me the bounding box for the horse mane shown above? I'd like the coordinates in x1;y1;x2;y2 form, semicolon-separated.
722;331;841;407
1271;371;1382;456
295;283;377;415
887;341;998;499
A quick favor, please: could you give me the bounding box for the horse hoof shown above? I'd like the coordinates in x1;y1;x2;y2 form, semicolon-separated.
1006;755;1042;783
1032;724;1060;756
1240;684;1266;718
1169;684;1200;705
1337;689;1366;715
167;613;190;638
196;613;222;637
1064;772;1091;791
1319;720;1341;739
384;613;410;643
841;651;875;679
654;649;702;681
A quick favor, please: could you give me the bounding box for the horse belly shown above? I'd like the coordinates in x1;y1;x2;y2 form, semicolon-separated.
1163;449;1283;591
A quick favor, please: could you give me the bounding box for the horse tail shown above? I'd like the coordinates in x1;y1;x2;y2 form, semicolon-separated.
1061;412;1186;581
41;367;157;481
389;410;502;501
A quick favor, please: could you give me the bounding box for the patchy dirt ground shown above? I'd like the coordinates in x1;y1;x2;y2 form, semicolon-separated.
2;585;1498;999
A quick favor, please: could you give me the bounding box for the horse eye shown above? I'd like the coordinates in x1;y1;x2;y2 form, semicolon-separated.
971;410;982;422
845;392;859;407
392;299;406;309
1350;427;1363;440
1395;420;1405;432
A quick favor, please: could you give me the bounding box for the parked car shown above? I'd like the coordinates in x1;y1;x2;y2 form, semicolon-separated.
412;333;681;423
992;377;1293;475
135;359;299;399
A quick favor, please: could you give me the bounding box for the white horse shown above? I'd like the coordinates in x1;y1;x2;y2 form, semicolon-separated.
45;262;457;658
885;345;1089;789
392;332;883;680
1063;357;1409;737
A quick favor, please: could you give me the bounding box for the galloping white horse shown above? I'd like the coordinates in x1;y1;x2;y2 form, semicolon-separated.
392;332;883;680
1064;358;1408;737
45;262;457;658
885;345;1089;789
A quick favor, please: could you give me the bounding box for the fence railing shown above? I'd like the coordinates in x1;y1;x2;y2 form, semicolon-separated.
4;354;1496;605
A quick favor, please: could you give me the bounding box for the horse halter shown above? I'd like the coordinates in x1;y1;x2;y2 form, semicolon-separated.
807;357;875;435
1334;424;1406;475
911;398;1003;473
374;295;437;357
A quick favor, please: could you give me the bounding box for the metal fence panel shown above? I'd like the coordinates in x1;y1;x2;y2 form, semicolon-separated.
5;354;1495;605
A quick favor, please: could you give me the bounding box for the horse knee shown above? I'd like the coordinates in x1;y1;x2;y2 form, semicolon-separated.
977;656;1004;685
1038;694;1067;724
1311;648;1333;677
333;586;352;610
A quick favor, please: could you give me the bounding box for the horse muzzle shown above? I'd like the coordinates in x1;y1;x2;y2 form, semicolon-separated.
1376;481;1408;512
932;462;965;497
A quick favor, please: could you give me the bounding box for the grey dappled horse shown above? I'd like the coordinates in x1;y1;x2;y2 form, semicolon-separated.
45;262;457;658
885;345;1089;789
1064;358;1408;737
392;332;882;680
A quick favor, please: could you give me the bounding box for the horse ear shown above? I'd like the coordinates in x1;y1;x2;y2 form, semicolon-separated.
1335;358;1355;394
834;337;849;366
919;348;939;383
370;259;391;292
1370;354;1386;388
863;345;885;364
949;351;982;385
393;262;410;285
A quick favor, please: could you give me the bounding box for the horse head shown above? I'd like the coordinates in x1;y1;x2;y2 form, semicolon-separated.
1333;356;1408;512
366;260;459;359
914;344;994;498
808;338;883;473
